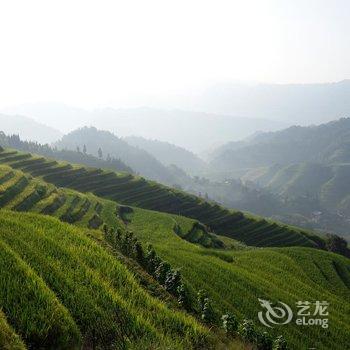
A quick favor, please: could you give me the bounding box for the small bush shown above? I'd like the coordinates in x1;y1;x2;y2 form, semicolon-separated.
257;331;273;350
134;241;145;265
177;283;192;311
165;269;182;294
273;335;288;350
222;313;238;335
145;245;161;275
197;289;209;311
201;298;216;324
155;261;171;285
238;319;257;343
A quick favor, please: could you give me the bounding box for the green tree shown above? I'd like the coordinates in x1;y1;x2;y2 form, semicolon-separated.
272;335;288;350
221;313;238;335
177;284;191;310
134;242;145;266
197;289;208;310
165;269;181;295
201;298;215;323
238;319;257;343
155;261;171;285
257;331;273;350
145;245;159;275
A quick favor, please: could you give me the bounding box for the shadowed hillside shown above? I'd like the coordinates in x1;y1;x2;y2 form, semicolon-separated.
55;127;180;185
124;136;207;175
0;147;324;249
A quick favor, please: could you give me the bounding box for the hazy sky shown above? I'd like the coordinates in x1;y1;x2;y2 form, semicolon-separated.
0;0;349;108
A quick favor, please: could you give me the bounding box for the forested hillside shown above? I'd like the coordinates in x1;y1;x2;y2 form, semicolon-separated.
209;118;350;172
55;127;180;185
206;118;350;238
0;131;133;174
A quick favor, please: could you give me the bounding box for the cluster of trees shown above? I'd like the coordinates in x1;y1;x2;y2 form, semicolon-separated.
221;316;288;350
103;225;288;349
76;144;103;160
103;226;192;311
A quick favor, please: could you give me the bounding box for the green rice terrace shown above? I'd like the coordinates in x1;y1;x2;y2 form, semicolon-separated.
0;146;349;350
0;148;324;249
0;164;122;231
0;210;213;350
0;164;222;249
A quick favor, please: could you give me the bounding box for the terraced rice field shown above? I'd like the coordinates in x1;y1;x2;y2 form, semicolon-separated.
0;149;323;249
0;147;348;350
127;207;350;350
0;210;210;350
0;165;122;231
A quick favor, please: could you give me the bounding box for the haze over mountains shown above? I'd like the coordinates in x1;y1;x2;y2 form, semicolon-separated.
124;136;207;175
91;107;285;153
51;118;350;239
209;117;350;174
56;127;179;185
176;80;350;124
2;104;285;152
2;81;350;238
204;118;350;238
0;114;62;144
3;79;350;151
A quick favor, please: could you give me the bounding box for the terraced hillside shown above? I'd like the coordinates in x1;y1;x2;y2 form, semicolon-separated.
0;164;227;250
0;148;349;350
0;164;123;231
127;207;350;350
0;210;212;350
0;148;323;249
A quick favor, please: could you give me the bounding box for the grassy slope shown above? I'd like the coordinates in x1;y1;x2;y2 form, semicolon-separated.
0;210;210;350
0;148;323;249
0;311;25;350
127;207;350;350
0;149;349;349
0;165;227;251
0;164;125;232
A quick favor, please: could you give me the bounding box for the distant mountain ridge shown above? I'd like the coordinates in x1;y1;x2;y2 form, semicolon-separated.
55;127;179;185
2;103;287;152
210;118;350;172
206;118;350;238
0;114;62;144
184;79;350;124
124;136;207;175
91;107;286;152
